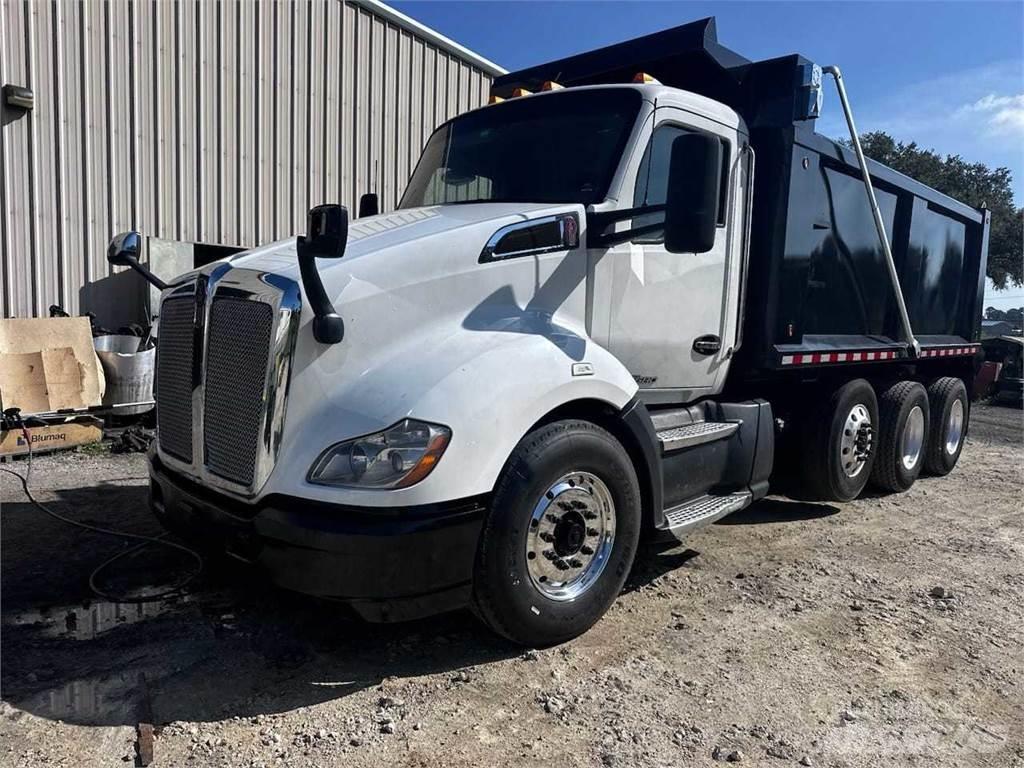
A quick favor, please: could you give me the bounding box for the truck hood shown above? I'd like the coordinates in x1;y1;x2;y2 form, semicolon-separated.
158;199;642;506
224;201;578;298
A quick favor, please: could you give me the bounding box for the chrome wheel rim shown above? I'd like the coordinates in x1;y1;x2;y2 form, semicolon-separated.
525;472;616;602
945;399;964;455
840;404;873;478
901;405;925;470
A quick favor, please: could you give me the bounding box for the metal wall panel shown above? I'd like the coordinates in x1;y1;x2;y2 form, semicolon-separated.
0;0;500;319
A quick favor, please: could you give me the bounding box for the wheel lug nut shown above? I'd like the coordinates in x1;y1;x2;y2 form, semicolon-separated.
545;514;560;524
568;558;583;568
587;527;599;537
580;545;593;555
539;531;554;543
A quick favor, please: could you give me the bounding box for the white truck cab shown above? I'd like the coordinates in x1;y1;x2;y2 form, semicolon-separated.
113;20;986;645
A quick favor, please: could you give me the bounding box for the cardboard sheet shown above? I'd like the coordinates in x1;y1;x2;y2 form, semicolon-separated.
0;317;103;413
0;352;50;413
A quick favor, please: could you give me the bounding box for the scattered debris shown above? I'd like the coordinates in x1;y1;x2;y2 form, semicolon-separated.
110;425;154;454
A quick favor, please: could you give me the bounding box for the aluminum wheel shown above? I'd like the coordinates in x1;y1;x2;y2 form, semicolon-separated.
525;472;615;602
840;404;873;478
945;399;965;455
900;405;925;470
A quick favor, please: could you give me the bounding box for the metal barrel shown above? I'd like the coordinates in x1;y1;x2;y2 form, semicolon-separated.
93;335;156;416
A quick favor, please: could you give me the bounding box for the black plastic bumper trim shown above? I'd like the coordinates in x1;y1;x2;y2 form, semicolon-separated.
149;456;487;622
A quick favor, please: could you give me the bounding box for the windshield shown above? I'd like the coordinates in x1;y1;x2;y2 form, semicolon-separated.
399;89;642;209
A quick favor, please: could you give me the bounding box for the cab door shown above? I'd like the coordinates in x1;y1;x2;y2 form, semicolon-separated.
605;109;744;402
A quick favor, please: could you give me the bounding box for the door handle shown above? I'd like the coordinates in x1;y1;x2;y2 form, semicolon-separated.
693;335;721;355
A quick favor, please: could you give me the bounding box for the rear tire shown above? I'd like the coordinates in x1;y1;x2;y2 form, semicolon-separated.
472;419;641;647
870;381;930;492
924;377;968;476
801;379;878;502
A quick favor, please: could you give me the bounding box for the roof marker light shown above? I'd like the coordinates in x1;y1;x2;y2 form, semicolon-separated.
511;87;533;98
632;72;661;85
540;80;564;91
488;95;505;105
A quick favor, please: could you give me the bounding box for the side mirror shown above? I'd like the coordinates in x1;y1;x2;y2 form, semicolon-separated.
297;204;349;344
358;193;379;218
305;204;348;259
106;231;168;290
664;133;722;254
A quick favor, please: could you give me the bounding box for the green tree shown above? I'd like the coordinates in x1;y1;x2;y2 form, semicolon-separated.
849;132;1022;289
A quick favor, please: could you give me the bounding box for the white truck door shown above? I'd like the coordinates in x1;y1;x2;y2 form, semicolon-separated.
606;110;745;402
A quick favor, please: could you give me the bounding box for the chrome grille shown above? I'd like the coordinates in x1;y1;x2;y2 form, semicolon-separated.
155;297;196;462
155;266;299;496
202;297;275;486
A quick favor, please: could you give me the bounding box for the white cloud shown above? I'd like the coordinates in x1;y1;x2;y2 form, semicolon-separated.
957;93;1024;136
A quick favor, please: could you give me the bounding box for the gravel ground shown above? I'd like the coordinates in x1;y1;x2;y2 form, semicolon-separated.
1;402;1021;768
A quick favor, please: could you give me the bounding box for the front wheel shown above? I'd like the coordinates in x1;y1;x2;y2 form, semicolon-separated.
472;419;641;646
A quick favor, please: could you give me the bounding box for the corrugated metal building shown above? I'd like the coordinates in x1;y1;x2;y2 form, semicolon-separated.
0;0;503;323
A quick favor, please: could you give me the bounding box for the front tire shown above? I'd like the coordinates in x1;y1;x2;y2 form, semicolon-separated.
472;419;641;646
870;381;930;492
801;378;878;502
924;377;968;476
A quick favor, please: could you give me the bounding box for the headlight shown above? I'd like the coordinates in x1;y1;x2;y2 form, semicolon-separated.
307;419;451;489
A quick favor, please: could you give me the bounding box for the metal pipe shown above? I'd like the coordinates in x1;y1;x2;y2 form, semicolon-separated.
823;65;919;358
733;143;756;355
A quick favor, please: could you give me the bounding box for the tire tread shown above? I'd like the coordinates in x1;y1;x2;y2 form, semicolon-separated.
472;419;639;646
870;380;928;492
924;377;968;476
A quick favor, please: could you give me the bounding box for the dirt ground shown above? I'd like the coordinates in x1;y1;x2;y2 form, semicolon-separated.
1;403;1021;768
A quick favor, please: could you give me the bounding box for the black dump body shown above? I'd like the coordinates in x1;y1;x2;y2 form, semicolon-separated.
494;18;990;375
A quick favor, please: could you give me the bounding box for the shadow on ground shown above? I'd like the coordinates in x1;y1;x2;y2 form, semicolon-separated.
718;497;839;525
1;478;842;730
0;480;518;730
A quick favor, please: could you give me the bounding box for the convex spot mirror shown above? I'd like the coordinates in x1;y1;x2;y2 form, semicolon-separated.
107;230;142;267
106;230;167;290
358;193;379;218
664;133;722;255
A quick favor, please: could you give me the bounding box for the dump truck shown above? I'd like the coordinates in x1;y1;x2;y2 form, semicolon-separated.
110;18;989;645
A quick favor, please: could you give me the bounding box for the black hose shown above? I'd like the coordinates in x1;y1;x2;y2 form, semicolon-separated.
0;452;203;604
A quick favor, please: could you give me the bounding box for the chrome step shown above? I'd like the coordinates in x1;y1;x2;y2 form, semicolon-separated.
649;406;702;432
661;491;752;537
657;421;738;453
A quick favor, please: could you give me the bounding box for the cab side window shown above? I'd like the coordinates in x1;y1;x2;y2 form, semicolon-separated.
632;124;731;243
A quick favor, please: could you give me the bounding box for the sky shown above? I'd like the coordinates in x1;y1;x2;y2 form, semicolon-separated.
393;0;1024;308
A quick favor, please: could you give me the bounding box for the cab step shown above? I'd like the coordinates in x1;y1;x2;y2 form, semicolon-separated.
660;490;752;537
657;421;738;453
